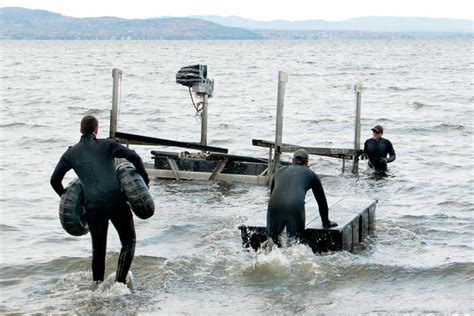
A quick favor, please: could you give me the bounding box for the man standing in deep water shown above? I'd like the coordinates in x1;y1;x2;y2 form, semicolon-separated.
266;149;338;246
50;115;150;284
362;124;396;172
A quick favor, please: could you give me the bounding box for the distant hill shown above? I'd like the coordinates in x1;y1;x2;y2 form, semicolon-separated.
0;7;472;40
191;15;473;33
0;7;261;39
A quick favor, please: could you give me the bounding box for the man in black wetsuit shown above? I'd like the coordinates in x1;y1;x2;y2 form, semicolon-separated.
362;124;396;172
50;115;150;284
266;149;337;245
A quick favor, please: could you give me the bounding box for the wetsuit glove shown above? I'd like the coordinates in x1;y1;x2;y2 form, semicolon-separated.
322;220;338;228
360;153;368;160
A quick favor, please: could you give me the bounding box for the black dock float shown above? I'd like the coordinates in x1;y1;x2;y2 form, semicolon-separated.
151;151;270;175
115;131;228;153
238;199;377;253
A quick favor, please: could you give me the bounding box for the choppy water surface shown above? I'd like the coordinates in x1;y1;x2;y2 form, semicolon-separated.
0;40;473;314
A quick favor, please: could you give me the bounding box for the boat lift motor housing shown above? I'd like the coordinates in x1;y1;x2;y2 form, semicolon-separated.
176;64;214;97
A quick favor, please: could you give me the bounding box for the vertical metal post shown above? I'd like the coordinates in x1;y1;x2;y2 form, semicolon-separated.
110;68;122;139
352;84;363;174
267;71;288;184
201;94;208;147
267;146;273;168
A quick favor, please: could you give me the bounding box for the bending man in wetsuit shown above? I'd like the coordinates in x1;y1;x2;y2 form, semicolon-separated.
267;149;337;245
50;115;150;284
362;124;396;172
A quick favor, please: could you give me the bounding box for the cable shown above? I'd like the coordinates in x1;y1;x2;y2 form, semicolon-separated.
188;87;204;123
188;87;198;111
188;87;204;112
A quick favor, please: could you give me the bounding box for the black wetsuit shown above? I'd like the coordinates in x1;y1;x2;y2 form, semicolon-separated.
363;138;396;171
267;165;329;242
50;134;149;283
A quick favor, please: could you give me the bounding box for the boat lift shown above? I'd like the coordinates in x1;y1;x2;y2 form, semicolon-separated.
109;66;364;185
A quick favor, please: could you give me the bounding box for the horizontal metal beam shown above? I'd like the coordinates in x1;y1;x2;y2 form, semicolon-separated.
252;139;362;158
115;131;228;153
207;153;268;164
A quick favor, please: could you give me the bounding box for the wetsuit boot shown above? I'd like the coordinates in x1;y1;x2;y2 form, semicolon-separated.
115;242;135;284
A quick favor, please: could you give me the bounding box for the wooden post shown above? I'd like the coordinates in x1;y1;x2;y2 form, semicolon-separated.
110;68;122;139
201;94;208;147
352;84;363;174
267;71;288;185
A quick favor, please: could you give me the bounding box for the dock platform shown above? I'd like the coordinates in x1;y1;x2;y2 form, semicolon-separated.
144;150;289;185
238;199;377;253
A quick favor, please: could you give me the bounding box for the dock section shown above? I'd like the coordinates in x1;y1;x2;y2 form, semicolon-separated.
238;199;377;253
109;67;367;185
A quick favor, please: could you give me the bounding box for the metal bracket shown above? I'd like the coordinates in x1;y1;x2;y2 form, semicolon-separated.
209;159;228;180
167;158;180;180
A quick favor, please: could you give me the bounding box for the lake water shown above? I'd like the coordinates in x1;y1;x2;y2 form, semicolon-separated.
0;40;473;314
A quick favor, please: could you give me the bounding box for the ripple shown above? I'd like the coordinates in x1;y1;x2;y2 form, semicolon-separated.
0;122;27;128
389;86;418;91
0;224;19;231
434;123;465;131
412;101;430;108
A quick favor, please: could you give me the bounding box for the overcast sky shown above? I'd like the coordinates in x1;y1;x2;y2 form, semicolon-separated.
0;0;472;21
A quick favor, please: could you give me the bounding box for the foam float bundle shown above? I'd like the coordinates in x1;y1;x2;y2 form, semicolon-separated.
59;179;89;236
116;162;155;220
